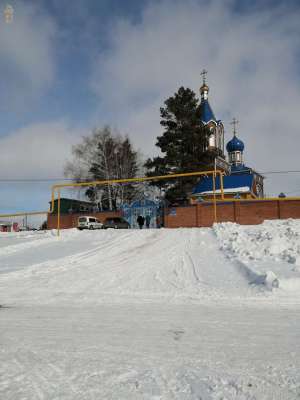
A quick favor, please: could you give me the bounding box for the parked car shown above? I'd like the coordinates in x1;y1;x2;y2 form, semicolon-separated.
102;217;130;229
77;216;103;230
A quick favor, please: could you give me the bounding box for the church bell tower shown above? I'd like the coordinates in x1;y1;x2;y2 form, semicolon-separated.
199;70;224;154
199;70;230;173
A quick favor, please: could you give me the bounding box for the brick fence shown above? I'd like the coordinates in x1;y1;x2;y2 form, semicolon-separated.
164;199;300;228
47;199;300;229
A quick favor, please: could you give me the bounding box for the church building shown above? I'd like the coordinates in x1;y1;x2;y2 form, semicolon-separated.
191;71;264;201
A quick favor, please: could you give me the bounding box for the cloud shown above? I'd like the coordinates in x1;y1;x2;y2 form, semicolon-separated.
91;0;300;195
0;120;85;213
0;1;57;112
0;120;83;179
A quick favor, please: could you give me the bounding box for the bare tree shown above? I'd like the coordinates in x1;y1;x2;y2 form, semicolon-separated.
64;126;141;210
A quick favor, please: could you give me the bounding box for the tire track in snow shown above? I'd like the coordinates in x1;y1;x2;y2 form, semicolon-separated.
0;233;56;258
8;351;78;400
0;228;265;305
0;230;135;278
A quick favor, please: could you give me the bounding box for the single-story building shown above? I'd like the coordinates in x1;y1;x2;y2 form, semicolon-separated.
0;221;19;232
49;198;97;214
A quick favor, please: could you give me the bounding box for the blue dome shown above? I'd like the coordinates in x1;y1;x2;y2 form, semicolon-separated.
226;135;244;152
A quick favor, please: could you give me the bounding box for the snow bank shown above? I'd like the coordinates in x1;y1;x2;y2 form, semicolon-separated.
213;219;300;292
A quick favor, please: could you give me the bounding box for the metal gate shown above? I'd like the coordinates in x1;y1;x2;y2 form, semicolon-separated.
121;199;163;229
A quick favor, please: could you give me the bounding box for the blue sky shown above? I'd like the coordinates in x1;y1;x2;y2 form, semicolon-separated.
0;0;300;217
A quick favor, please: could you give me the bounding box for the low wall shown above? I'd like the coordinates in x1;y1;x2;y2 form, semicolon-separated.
164;199;300;228
164;206;197;228
47;211;122;230
47;199;300;229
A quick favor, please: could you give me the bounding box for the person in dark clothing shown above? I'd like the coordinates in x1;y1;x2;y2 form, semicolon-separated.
156;215;162;228
137;215;145;229
145;214;151;229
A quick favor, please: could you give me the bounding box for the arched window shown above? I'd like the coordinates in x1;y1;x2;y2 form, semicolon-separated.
208;134;216;148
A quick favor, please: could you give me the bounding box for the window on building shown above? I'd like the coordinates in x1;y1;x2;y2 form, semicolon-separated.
208;135;216;147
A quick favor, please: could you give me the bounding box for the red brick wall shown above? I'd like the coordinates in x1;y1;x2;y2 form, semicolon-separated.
237;201;279;225
47;211;122;229
198;202;236;227
164;199;300;228
164;206;197;228
47;200;300;229
279;200;300;219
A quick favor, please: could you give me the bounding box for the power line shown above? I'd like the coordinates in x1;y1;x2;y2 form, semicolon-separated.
283;188;300;195
0;170;300;182
0;178;79;182
262;170;300;175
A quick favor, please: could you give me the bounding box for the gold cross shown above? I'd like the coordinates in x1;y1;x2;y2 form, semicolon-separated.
200;69;208;85
230;118;239;135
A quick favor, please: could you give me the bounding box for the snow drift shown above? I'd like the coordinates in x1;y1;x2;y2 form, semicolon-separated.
214;219;300;293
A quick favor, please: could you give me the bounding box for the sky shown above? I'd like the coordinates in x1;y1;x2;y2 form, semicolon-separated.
0;0;300;218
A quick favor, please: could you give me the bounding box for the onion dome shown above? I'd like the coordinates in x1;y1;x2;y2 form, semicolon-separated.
200;83;209;97
226;135;244;153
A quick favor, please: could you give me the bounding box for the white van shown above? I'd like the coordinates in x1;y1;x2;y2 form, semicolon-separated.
77;216;103;230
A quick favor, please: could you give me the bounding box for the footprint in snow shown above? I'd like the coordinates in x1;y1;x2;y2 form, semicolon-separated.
169;329;185;341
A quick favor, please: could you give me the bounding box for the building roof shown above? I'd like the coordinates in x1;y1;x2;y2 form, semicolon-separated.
230;164;251;173
0;221;12;226
197;186;251;195
230;164;264;180
192;174;254;195
49;198;95;205
199;99;216;124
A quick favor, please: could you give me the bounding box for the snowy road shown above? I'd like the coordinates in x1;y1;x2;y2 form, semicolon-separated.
2;304;300;399
1;222;300;399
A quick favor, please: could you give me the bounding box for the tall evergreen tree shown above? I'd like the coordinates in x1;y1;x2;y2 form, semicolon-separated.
145;87;213;203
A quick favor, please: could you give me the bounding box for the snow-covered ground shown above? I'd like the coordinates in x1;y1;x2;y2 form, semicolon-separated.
1;221;300;399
